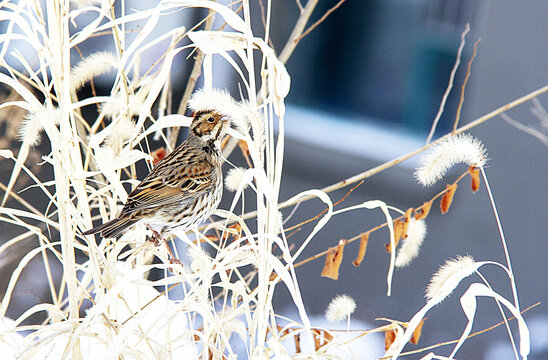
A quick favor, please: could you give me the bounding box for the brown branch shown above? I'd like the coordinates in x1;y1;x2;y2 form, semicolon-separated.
426;23;470;144
453;39;481;134
290;170;470;271
380;301;540;359
284;180;364;232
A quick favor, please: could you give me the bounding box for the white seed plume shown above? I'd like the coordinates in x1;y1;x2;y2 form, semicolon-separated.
225;167;248;192
415;133;487;187
426;255;479;301
325;294;356;322
188;246;212;274
105;117;139;150
71;51;118;92
189;88;246;129
395;219;427;267
18;107;61;146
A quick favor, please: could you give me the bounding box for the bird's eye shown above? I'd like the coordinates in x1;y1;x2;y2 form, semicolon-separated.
206;116;215;123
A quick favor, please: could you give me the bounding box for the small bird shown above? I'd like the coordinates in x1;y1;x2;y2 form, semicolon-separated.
82;109;231;249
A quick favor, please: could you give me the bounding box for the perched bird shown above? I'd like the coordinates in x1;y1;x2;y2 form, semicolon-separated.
82;109;231;244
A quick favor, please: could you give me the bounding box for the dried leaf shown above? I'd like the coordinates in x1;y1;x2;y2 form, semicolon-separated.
386;220;404;252
151;147;166;164
321;239;346;280
411;318;425;344
294;333;301;353
269;271;278;282
402;207;413;238
313;329;321;351
311;329;332;351
352;233;370;267
238;139;250;155
415;200;433;220
440;183;458;214
385;329;397;350
469;166;481;192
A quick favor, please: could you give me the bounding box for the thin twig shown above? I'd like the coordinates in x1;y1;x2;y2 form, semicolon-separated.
286;170;469;273
375;302;540;359
500;112;548;145
278;0;319;64
453;39;481;134
426;23;470;144
237;83;548;223
296;0;348;43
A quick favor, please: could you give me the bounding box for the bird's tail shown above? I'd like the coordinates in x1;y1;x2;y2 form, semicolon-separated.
81;217;136;239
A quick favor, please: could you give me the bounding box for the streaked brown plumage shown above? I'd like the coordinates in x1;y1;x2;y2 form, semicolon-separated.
82;110;231;240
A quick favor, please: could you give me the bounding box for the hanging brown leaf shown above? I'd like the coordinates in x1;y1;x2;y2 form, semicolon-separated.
294;333;301;353
440;183;458;214
469;166;481;192
352;233;370;267
312;329;333;351
402;207;413;238
238;139;250;155
385;329;397;350
385;219;404;252
151;147;166;165
410;319;426;344
415;200;433;220
321;239;346;280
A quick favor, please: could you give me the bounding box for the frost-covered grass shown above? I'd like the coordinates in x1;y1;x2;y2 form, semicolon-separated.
0;1;541;359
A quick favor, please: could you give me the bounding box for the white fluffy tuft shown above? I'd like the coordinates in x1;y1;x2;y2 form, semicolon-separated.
71;51;118;92
225;167;248;192
18;107;61;146
395;219;427;267
415;133;487;187
325;294;356;322
426;255;478;301
189;88;247;130
105;117;139;151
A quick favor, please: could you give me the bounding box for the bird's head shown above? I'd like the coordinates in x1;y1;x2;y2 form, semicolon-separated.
189;110;231;147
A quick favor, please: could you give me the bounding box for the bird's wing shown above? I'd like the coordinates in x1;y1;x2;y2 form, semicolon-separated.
120;158;215;215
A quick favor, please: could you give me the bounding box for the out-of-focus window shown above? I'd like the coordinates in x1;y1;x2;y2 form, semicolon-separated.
285;0;485;135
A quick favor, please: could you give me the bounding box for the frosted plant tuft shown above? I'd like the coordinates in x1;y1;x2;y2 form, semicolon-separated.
325;294;356;322
415;133;487;186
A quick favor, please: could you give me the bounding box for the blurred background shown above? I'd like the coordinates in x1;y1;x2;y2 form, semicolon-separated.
1;0;548;359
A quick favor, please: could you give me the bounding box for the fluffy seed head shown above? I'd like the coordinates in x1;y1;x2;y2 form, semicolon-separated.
415;133;487;187
426;255;479;301
395;219;427;267
105;117;139;150
189;88;246;130
325;294;356;322
71;51;118;92
18;107;61;146
225;167;248;192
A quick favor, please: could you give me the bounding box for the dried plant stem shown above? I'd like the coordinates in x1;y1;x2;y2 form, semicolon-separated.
386;302;540;359
480;168;521;312
426;23;469;144
296;0;348;43
453;39;480;134
279;83;548;216
286;170;469;273
278;0;319;64
169;10;216;149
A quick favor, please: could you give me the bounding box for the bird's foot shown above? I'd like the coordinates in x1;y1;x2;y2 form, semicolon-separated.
146;225;183;267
